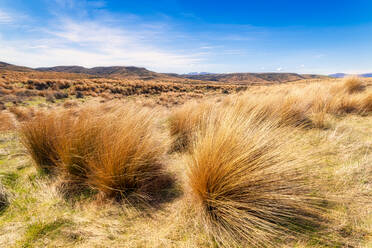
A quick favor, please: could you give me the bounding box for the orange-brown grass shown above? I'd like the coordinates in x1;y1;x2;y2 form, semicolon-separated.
226;80;372;129
186;108;325;247
19;109;65;173
168;101;216;152
168;80;372;157
20;103;170;201
8;106;35;122
0;111;16;131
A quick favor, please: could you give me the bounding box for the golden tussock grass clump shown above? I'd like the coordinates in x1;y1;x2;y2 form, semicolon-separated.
168;101;215;152
360;92;372;112
20;109;67;173
224;93;313;128
169;79;372;155
20;103;171;201
186;108;325;247
340;76;365;94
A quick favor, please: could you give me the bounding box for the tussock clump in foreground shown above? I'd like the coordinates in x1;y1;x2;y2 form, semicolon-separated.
186;109;325;247
20;103;171;202
20;109;65;173
168;101;215;152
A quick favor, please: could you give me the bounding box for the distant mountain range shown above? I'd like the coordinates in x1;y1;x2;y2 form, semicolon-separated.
329;73;372;78
183;72;214;76
180;72;328;84
0;61;328;84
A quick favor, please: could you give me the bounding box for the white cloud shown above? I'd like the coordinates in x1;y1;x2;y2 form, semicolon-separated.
0;18;205;73
54;0;106;9
276;67;283;71
0;9;13;23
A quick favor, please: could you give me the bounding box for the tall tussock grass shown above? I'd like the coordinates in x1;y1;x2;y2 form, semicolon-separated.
20;110;63;173
186;108;325;247
334;76;365;94
20;103;171;202
168;101;215;152
166;78;372;155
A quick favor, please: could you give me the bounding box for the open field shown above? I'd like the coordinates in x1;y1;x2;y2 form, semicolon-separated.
0;72;371;247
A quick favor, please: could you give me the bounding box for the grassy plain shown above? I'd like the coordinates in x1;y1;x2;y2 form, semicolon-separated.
0;75;371;247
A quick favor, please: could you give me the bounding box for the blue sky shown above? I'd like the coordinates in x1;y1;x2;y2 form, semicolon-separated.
0;0;372;74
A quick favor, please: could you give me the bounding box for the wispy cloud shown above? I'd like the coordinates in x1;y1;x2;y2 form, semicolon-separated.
54;0;106;9
0;9;13;24
0;17;204;72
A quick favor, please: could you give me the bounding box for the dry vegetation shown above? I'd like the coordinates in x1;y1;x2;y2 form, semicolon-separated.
0;70;241;108
20;103;172;202
0;75;371;247
186;108;326;247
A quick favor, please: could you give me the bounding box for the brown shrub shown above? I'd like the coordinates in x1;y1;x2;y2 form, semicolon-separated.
54;91;69;99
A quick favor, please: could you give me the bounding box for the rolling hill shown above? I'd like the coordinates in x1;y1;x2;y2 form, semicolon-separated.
0;61;327;84
36;65;162;79
0;62;33;72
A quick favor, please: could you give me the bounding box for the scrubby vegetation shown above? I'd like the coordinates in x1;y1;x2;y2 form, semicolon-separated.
0;75;371;247
0;70;240;108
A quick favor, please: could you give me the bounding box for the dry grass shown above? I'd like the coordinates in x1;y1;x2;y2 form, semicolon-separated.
217;78;372;129
0;111;16;131
0;183;8;211
8;106;35;122
168;101;216;152
185;107;325;247
168;79;371;152
335;76;365;94
19;103;171;201
1;77;371;247
19;109;65;173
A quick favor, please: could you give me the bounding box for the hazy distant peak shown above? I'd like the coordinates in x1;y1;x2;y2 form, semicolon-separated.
329;73;372;78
